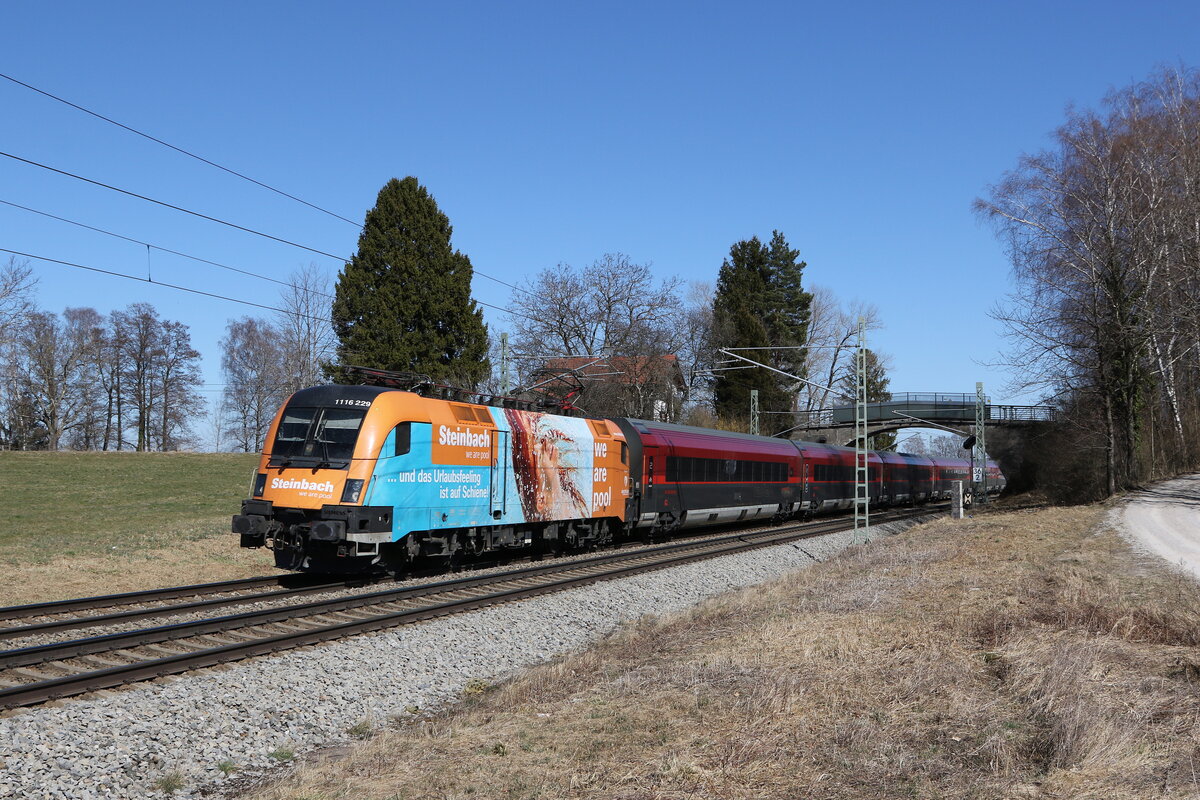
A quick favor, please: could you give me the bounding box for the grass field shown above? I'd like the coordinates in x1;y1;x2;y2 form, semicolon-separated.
0;451;268;605
247;502;1200;800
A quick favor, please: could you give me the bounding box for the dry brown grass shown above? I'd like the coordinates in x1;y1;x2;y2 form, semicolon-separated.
243;505;1200;800
0;517;268;606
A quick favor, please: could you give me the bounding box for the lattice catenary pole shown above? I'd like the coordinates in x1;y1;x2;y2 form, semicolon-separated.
500;332;511;395
853;317;870;542
750;389;760;436
974;381;988;505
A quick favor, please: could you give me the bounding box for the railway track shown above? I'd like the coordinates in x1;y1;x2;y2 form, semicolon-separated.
0;573;350;622
0;507;938;711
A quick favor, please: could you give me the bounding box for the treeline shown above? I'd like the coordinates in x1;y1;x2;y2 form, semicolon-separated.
2;175;887;453
0;261;203;451
343;178;886;431
978;66;1200;497
506;238;886;432
215;264;334;452
0;258;333;453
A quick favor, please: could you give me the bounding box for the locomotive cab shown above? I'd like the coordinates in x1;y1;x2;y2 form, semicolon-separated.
233;385;397;573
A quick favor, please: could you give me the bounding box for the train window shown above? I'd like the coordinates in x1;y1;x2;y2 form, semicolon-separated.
308;409;366;463
394;422;411;456
665;457;678;482
473;407;491;424
451;405;476;423
275;408;315;451
620;442;628;465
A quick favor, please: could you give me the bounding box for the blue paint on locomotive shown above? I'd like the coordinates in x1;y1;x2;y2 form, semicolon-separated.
360;406;602;542
363;421;517;540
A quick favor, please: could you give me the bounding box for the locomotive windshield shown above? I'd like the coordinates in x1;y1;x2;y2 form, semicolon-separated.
269;406;366;468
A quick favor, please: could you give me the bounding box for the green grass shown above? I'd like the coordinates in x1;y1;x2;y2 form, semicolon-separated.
0;451;259;564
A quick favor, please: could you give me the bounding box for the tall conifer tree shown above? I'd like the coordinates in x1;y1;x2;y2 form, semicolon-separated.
331;178;490;386
711;231;812;431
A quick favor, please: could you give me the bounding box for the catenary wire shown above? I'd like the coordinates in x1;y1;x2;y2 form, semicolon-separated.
0;71;361;227
0;245;540;324
0;150;348;260
0;151;533;298
0;198;337;299
0;247;330;323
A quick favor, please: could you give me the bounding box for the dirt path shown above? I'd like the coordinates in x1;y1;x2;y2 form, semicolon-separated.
1120;473;1200;576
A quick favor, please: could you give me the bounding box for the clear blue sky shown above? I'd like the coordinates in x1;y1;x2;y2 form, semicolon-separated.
3;1;1198;422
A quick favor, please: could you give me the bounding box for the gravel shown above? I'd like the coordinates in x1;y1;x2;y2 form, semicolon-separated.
0;518;921;799
1;523;797;650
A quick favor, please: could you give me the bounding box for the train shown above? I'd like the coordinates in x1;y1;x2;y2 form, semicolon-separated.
232;380;1004;575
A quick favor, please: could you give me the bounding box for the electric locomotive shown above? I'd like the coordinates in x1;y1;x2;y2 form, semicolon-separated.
233;383;629;574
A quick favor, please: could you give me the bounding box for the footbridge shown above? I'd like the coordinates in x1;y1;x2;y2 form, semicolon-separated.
789;392;1056;447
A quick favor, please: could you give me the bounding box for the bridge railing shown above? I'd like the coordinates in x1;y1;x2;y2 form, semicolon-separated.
989;404;1057;422
787;397;1057;429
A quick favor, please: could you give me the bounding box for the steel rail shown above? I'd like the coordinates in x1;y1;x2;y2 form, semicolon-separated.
0;520;844;669
0;579;358;642
0;574;336;621
0;518;814;641
0;507;938;710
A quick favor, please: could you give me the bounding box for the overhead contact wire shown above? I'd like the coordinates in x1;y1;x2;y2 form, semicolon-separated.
0;74;533;298
0;247;330;323
0;152;532;302
0;71;361;226
0;198;336;299
0;150;348;260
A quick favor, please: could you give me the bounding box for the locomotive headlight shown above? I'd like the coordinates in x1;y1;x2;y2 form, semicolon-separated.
341;478;365;504
253;473;267;497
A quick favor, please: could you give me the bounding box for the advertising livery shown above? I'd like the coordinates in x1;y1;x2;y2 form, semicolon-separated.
233;385;630;573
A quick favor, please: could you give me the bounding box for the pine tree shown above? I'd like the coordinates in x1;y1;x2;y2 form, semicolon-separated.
838;348;896;450
711;231;812;432
764;231;813;381
331;178;490;386
712;237;781;426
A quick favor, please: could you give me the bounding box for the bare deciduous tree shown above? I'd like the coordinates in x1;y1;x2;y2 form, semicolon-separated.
9;308;98;450
800;286;883;411
220;317;287;452
507;254;686;418
977;65;1200;496
275;263;335;394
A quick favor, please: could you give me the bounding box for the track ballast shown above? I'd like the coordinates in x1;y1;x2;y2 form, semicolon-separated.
0;507;939;711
